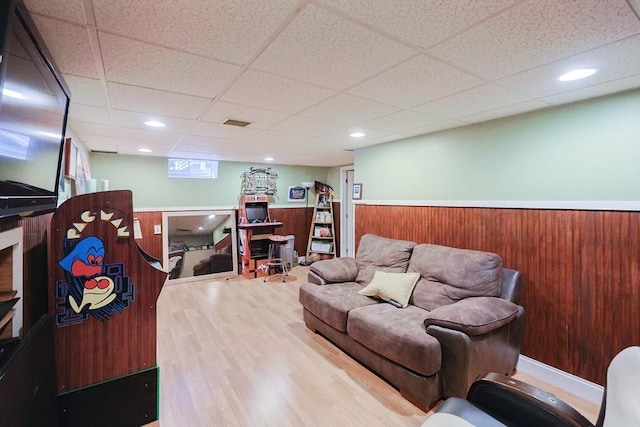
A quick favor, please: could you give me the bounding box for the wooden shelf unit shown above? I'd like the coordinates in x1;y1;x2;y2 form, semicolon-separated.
306;191;336;262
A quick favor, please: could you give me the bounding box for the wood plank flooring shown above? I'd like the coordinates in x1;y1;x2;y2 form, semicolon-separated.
153;266;599;426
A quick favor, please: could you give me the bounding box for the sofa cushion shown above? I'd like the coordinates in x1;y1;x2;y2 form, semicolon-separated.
310;257;358;283
355;234;416;285
358;271;421;308
347;304;441;377
409;244;502;311
299;282;379;332
424;297;520;336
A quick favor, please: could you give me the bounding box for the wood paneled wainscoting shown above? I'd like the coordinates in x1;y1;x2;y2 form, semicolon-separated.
133;203;341;264
354;203;639;386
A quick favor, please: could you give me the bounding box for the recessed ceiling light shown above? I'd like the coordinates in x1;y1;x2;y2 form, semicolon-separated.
138;148;152;153
558;69;597;81
350;132;365;138
144;120;165;128
264;157;274;162
208;214;215;219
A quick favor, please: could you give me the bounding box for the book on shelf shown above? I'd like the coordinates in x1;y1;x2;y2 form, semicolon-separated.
313;226;332;237
315;211;332;223
311;241;333;253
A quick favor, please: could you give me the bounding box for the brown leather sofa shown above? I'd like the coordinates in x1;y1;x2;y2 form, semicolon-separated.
298;234;525;410
193;245;233;276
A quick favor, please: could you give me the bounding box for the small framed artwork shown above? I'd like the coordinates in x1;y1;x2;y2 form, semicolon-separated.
353;183;362;200
288;185;307;202
64;138;78;179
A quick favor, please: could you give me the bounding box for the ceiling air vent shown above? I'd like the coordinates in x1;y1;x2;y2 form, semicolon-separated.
223;118;251;127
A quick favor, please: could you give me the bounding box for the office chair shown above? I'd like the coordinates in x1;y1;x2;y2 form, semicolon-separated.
422;346;640;427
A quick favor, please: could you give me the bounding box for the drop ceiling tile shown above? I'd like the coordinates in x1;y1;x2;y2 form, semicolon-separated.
497;35;640;98
542;76;640;105
220;69;336;114
107;83;212;120
309;127;394;148
409;120;471;136
92;0;298;64
24;0;87;25
83;138;117;153
30;16;98;78
269;116;347;137
99;32;242;98
248;130;312;145
362;110;447;133
67;121;115;138
318;0;518;49
462;100;551;123
414;84;532;119
63;75;108;107
300;94;400;124
115;138;177;154
347;55;484;108
190;121;263;139
427;0;640;80
252;4;416;90
200;101;289;129
107;127;185;145
68;104;111;125
110;110;196;134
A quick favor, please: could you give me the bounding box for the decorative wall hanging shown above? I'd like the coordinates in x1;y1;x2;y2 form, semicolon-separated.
240;167;278;195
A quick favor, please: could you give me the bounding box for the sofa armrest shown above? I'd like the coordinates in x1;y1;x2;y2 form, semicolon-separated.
308;257;358;284
426;305;526;398
424;297;520;336
465;372;595;427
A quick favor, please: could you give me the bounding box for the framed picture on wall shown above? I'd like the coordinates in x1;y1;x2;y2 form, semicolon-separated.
288;185;307;202
353;183;362;200
64;138;77;179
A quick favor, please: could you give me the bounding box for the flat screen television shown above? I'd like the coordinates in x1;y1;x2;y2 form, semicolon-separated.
0;0;71;222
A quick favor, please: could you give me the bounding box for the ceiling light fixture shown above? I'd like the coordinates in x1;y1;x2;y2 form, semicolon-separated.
350;132;365;138
138;148;152;153
144;120;165;128
558;69;597;81
264;156;274;162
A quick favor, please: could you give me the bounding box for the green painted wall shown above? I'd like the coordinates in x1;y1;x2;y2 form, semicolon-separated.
355;90;640;201
89;154;332;208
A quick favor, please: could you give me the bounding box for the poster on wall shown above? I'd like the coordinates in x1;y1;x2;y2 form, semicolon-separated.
288;186;306;202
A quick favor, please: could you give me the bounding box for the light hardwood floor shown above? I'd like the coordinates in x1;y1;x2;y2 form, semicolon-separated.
153;266;599;426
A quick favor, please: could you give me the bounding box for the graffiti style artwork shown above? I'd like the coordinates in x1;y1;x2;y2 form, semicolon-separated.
56;208;135;325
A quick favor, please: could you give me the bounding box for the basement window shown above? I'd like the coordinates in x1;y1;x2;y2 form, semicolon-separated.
168;158;219;179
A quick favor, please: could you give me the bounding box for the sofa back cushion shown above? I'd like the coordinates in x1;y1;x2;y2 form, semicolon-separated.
408;244;502;311
355;234;416;285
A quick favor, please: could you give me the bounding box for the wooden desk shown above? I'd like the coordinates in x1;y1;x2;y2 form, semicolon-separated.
237;222;283;278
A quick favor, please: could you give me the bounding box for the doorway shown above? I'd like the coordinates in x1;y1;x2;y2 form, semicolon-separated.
340;166;355;257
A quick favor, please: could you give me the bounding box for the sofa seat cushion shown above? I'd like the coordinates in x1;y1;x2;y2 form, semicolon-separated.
355;234;416;285
299;282;379;332
409;244;503;311
347;303;441;377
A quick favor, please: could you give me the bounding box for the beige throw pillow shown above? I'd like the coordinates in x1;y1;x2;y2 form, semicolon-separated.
357;271;421;308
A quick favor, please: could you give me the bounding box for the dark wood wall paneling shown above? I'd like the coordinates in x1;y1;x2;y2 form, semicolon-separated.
132;212;164;260
1;214;53;333
354;204;639;386
132;206;342;263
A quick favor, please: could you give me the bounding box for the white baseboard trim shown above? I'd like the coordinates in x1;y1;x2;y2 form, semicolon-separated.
517;355;604;405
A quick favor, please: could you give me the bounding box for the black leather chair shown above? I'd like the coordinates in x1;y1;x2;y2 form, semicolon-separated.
421;346;640;427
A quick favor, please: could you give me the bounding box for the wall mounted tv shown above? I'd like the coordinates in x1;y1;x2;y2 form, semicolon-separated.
0;0;71;222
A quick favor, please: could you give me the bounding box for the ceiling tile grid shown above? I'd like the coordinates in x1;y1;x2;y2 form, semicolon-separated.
16;0;640;167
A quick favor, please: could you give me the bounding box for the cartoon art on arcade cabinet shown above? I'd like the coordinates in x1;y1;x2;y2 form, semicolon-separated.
55;209;135;325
